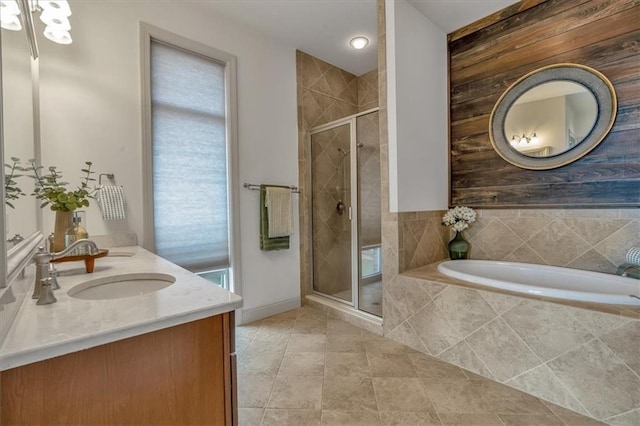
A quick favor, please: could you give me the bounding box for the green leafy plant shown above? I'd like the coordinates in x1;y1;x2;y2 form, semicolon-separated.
29;160;96;212
4;157;26;209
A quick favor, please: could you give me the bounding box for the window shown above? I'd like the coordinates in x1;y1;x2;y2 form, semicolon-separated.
361;245;382;278
141;24;239;292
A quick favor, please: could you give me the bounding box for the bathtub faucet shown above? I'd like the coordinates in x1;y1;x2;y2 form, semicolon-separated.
616;264;640;280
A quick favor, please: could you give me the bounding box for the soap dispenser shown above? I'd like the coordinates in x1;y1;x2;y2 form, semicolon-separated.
64;212;89;255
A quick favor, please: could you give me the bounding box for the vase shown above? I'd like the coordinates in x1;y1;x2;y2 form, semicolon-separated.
52;210;74;252
448;231;470;260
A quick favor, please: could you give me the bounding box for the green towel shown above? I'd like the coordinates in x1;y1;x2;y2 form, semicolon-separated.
260;185;290;251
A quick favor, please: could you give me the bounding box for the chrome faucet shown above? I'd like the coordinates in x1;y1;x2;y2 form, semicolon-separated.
616;264;640;280
32;239;100;303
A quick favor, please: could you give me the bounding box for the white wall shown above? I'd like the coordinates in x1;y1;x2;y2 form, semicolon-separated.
385;0;448;212
37;1;300;320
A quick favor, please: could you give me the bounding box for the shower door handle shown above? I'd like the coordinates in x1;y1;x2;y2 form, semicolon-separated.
348;206;352;220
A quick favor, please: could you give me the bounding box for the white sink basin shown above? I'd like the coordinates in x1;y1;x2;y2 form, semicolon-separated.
68;273;176;300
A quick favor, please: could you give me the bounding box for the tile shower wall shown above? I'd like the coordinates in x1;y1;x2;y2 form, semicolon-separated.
297;50;378;298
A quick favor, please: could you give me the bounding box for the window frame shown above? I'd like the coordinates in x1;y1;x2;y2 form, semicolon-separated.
140;22;241;295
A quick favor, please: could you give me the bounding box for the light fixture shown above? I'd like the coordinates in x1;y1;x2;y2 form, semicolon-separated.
0;0;22;31
349;36;369;50
0;0;73;45
511;132;539;147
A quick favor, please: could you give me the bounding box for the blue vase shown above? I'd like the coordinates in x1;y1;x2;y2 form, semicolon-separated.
448;231;470;260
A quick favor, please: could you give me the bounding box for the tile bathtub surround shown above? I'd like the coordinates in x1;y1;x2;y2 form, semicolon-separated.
463;208;640;274
235;307;603;426
382;271;640;422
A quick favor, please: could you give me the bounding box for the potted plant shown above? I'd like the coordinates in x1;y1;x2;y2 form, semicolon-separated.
4;157;26;209
28;159;96;251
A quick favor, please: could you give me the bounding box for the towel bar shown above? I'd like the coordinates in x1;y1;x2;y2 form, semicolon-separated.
98;173;115;186
243;183;299;193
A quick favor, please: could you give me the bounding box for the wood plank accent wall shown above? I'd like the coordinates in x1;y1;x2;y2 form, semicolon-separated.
448;0;640;207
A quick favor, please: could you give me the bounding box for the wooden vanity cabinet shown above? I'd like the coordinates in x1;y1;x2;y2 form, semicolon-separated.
1;312;237;425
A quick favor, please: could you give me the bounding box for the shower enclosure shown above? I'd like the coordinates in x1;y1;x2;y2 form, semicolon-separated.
309;109;381;316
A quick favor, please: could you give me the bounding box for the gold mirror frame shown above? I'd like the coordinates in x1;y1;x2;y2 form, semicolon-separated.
489;63;617;170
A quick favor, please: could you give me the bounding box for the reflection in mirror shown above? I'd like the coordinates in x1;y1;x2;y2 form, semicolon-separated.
2;27;39;241
504;81;598;158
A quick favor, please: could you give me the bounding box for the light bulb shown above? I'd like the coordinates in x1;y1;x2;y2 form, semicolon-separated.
43;26;72;44
0;0;20;15
530;133;539;145
39;9;70;30
1;14;22;31
38;0;71;17
349;36;369;50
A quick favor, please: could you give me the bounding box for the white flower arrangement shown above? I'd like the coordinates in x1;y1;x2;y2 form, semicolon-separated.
442;206;476;232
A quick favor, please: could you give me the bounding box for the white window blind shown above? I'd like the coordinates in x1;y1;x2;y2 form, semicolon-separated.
150;40;229;272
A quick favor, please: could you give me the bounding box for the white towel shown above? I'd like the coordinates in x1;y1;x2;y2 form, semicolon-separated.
265;186;294;238
96;185;127;221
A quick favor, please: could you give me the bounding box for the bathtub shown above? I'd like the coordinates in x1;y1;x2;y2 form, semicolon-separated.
437;260;640;306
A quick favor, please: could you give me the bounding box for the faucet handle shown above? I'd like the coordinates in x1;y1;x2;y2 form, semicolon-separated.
36;277;57;305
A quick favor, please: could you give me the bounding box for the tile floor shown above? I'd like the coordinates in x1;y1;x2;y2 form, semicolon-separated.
236;306;606;426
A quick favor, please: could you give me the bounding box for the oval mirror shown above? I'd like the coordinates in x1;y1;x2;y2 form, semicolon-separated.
490;64;617;170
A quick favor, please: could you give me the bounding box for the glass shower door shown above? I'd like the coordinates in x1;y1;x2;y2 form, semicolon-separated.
310;123;353;303
356;111;382;316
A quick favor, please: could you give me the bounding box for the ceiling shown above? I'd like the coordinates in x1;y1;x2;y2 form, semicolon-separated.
197;0;519;76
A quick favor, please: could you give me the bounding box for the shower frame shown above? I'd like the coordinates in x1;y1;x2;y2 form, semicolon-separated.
307;107;380;314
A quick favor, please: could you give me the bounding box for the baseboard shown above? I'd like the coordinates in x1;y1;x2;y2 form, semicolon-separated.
238;297;301;324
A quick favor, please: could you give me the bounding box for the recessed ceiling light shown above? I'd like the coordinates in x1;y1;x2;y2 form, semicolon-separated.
349;36;369;50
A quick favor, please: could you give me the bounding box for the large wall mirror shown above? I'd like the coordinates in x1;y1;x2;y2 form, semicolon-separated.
2;21;40;244
489;63;617;170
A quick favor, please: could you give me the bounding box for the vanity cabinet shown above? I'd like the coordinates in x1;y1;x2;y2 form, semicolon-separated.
1;311;237;425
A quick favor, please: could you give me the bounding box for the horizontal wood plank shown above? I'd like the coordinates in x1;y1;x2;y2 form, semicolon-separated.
449;0;640;207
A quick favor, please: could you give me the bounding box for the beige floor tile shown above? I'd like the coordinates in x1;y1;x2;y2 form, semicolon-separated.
287;334;326;353
322;377;378;411
247;333;290;353
294;319;328;334
364;333;416;354
541;401;606;425
373;377;435;412
262;409;322;426
279;352;325;376
421;379;493;414
368;353;417;377
600;321;640;376
438;413;503;425
379;411;441;425
326;334;366;353
297;306;328;321
478;380;554;415
325;352;371;377
238;408;264;426
327;319;364;335
268;375;324;409
238;350;284;375
409;353;467;379
260;319;295;335
238;374;276;408
498;414;563;425
322;410;382;426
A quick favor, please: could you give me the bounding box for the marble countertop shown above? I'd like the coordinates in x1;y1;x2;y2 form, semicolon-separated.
0;246;243;371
